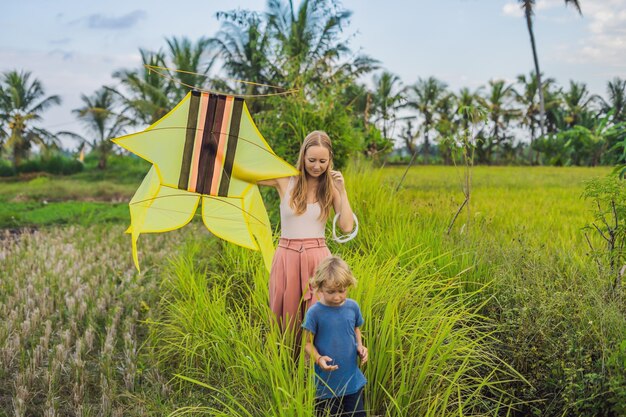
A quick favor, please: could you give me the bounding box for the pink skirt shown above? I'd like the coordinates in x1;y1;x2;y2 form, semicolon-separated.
269;237;331;332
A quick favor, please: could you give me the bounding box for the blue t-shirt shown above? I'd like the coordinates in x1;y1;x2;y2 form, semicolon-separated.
302;299;367;399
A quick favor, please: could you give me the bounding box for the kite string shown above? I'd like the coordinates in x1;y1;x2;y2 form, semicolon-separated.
136;126;284;158
145;65;299;98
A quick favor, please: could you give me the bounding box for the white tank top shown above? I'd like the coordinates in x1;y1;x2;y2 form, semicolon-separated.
280;177;326;239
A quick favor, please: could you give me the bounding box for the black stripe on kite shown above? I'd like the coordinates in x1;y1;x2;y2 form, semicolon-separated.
196;94;218;194
178;90;200;190
202;95;226;195
218;97;243;197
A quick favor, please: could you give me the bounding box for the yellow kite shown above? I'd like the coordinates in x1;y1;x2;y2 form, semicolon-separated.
112;90;298;271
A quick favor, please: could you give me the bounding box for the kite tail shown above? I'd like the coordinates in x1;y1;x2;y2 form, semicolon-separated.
131;229;141;272
245;186;275;272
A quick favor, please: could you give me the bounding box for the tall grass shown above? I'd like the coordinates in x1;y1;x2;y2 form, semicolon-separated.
380;164;625;416
0;224;203;416
150;163;524;416
3;163;623;416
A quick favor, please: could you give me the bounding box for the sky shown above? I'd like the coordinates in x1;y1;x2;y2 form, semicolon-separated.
1;0;626;148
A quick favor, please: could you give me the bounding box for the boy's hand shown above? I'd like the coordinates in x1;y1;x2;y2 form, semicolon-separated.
317;355;339;371
357;345;368;365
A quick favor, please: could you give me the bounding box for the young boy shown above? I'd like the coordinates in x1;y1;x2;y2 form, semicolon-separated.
303;256;368;417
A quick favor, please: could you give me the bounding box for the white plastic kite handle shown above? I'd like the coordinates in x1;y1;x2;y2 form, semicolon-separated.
332;213;359;243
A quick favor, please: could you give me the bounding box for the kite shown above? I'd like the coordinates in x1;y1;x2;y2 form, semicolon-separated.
112;90;298;272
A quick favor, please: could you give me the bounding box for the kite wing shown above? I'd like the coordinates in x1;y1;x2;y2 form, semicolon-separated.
113;91;298;271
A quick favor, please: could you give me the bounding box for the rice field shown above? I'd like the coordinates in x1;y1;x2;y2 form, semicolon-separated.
1;165;624;416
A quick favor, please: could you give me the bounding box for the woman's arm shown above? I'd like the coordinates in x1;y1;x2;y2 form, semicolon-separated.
257;176;291;199
304;330;338;371
330;170;354;232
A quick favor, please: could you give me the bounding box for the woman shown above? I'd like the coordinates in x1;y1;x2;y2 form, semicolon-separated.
260;130;355;332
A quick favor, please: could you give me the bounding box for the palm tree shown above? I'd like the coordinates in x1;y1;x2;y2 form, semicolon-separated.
165;37;214;100
481;79;519;163
113;37;214;125
518;0;582;135
601;77;626;122
266;0;355;89
112;49;174;125
371;71;405;140
211;10;276;114
212;10;272;97
396;76;448;190
561;80;597;128
71;88;130;169
515;72;557;149
0;70;61;168
434;92;458;165
212;0;375;99
407;76;448;163
456;87;483;134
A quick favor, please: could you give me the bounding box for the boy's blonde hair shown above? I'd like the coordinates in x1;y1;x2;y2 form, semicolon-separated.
310;256;357;290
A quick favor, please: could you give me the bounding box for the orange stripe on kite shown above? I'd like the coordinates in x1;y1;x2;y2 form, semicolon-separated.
188;93;209;192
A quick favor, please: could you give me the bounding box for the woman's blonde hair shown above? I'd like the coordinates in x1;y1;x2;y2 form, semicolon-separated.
310;256;357;290
290;130;334;220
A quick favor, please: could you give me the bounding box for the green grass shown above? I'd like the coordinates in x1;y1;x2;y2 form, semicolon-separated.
0;159;144;228
0;200;130;228
1;163;624;416
379;164;625;416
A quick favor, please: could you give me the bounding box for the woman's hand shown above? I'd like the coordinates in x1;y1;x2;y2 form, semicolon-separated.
317;355;339;371
330;170;345;193
357;345;368;365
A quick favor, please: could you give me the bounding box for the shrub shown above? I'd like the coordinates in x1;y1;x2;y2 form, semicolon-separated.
0;158;15;176
9;155;84;176
41;155;83;175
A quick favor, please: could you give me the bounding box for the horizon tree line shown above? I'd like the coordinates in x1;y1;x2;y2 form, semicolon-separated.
1;0;625;170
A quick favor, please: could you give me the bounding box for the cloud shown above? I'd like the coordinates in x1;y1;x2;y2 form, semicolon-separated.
503;0;580;17
0;48;142;146
536;0;567;11
503;3;522;18
504;0;626;69
568;1;626;68
86;10;147;30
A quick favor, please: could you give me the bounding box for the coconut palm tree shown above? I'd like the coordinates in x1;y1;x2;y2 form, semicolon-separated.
371;71;405;140
407;76;448;163
112;49;174;125
518;0;582;135
456;87;484;134
560;80;597;128
113;36;214;125
481;79;519;163
266;0;357;89
600;77;626;122
515;72;557;143
434;92;458;165
212;1;376;108
395;77;448;190
0;70;61;168
166;36;214;100
71;87;130;169
212;10;272;96
210;10;275;114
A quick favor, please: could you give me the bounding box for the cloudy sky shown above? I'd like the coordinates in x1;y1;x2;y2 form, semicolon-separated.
1;0;625;146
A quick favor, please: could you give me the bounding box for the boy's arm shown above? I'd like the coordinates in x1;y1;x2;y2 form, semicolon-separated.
304;330;338;371
355;327;368;365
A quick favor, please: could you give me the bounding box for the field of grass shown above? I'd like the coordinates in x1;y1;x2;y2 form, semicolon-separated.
1;164;624;416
